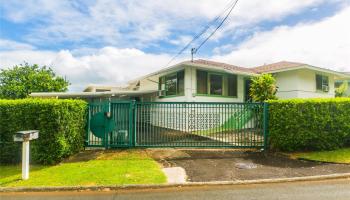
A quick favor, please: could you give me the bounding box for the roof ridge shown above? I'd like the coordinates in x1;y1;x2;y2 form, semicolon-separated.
252;61;307;73
190;59;255;73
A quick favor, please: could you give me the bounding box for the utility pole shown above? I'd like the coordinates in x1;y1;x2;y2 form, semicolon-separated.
191;48;197;62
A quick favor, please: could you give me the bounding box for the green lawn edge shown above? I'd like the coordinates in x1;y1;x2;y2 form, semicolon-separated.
293;148;350;164
0;151;166;187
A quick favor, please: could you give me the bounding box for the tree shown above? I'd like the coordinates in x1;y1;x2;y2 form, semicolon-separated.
335;81;348;97
250;74;278;102
0;63;69;99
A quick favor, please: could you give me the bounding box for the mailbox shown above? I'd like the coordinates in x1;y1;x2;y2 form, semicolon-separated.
14;130;39;142
13;130;39;180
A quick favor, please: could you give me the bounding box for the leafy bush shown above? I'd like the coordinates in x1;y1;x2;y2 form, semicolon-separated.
335;81;348;97
0;99;87;164
267;98;350;151
250;74;278;102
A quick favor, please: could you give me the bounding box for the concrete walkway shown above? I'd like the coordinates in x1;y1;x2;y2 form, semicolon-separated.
162;167;187;183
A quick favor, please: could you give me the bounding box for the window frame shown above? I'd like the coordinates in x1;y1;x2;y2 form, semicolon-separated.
196;69;238;98
158;70;185;97
316;74;329;93
208;72;224;96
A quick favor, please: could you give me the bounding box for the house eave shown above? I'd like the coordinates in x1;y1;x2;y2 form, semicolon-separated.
184;62;257;77
128;61;257;85
261;65;350;78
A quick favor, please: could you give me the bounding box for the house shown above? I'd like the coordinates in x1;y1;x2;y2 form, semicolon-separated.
31;59;350;101
30;60;350;146
112;59;349;102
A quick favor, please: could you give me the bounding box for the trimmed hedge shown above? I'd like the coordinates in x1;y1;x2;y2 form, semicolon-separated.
0;99;87;164
268;98;350;151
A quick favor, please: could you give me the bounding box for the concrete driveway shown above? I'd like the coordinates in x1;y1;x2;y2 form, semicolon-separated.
148;149;350;182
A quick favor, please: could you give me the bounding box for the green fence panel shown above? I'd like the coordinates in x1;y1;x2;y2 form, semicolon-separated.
134;102;265;148
86;101;266;149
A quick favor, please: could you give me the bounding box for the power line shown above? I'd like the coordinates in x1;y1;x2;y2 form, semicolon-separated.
193;0;239;55
164;0;238;67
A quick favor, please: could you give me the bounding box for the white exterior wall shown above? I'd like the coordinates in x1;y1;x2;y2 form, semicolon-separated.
275;69;335;99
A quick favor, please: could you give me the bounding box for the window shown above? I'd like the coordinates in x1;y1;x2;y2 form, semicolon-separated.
159;70;184;96
177;70;184;95
210;74;223;95
228;74;238;97
166;73;177;96
316;74;329;92
196;70;238;97
196;70;208;94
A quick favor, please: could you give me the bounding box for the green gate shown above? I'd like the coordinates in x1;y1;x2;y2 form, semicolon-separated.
86;101;133;148
86;101;268;149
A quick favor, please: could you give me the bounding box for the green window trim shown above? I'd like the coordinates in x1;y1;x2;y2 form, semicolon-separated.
196;69;238;98
158;70;185;97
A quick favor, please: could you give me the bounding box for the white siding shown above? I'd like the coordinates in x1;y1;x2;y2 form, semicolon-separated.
275;69;335;99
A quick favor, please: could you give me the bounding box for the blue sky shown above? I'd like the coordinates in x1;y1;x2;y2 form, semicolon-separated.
0;0;350;91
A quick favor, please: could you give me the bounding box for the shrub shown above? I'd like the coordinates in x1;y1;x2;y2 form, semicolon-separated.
267;98;350;151
250;74;278;102
335;81;348;97
0;99;87;164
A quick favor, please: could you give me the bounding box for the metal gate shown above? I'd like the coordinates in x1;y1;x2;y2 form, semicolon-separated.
86;101;268;149
86;101;133;148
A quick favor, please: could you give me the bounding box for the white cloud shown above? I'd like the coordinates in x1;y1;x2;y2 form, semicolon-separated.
0;0;339;47
0;46;175;91
213;5;350;71
0;39;35;51
1;1;349;93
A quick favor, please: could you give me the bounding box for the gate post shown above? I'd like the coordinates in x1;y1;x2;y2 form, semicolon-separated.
85;104;91;147
263;102;269;151
130;100;136;147
104;99;111;149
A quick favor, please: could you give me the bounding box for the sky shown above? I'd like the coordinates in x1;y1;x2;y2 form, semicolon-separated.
0;0;350;91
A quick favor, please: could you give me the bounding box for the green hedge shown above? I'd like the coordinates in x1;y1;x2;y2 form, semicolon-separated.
268;98;350;151
0;99;87;164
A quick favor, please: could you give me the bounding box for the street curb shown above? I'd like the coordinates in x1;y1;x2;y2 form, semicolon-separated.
1;173;350;193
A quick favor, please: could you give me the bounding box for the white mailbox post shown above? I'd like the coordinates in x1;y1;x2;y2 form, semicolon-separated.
13;130;39;180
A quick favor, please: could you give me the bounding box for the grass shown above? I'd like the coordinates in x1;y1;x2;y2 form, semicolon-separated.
293;148;350;164
0;150;166;187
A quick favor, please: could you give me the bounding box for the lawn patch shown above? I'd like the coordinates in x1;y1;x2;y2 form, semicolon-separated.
0;150;166;187
293;148;350;164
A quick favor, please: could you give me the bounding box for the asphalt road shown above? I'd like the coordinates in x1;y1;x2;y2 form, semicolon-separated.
1;179;350;200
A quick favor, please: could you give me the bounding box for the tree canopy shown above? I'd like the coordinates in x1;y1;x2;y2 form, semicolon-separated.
0;63;69;99
250;74;278;102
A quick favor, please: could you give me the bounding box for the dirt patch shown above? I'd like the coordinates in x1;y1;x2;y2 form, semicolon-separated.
153;149;350;182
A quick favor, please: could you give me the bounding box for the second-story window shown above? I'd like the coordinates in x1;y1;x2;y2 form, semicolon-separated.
159;70;184;96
